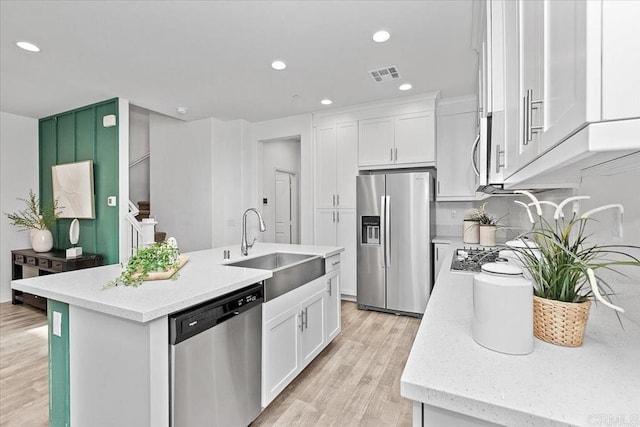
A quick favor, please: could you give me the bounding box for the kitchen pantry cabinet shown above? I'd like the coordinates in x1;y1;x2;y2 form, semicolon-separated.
316;121;358;209
262;264;341;407
315;209;356;297
358;111;435;168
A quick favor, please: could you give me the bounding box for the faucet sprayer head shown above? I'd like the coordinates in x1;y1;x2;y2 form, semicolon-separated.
259;217;266;232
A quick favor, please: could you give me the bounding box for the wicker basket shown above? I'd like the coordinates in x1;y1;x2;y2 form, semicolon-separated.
533;296;591;347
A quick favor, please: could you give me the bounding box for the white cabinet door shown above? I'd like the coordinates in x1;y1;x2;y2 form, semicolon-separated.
517;0;544;167
336;209;356;298
335;121;358;209
434;243;451;281
539;0;588;154
394;111;436;165
324;270;341;342
300;288;326;367
316;125;337;209
315;209;336;247
358;117;394;167
262;304;301;406
436;111;478;199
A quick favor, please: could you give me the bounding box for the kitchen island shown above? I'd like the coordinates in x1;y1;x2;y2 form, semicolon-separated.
11;242;343;427
401;249;640;426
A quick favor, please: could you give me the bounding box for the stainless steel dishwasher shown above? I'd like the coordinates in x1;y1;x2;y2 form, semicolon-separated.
169;282;264;427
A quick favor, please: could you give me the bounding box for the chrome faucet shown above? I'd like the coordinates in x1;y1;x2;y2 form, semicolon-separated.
241;208;266;256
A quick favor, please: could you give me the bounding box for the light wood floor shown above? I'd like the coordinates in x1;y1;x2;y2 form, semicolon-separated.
0;301;420;426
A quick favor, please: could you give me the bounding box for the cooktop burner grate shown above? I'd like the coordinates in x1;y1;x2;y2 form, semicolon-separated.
450;247;499;273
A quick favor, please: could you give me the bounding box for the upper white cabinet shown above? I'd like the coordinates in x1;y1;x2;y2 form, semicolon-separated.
315;121;358;209
358;111;435;168
358;117;394;167
483;0;640;188
436;97;480;201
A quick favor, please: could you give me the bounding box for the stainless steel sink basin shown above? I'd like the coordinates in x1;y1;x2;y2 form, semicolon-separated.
227;252;325;301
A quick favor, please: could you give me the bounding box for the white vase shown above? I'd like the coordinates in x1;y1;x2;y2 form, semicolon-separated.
479;225;497;247
31;229;53;252
463;220;480;244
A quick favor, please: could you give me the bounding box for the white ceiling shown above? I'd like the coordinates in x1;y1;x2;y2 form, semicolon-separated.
0;0;478;122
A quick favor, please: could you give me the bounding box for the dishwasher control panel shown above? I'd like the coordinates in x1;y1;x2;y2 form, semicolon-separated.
169;282;264;345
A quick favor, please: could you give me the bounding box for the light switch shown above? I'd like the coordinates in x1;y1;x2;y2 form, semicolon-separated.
53;311;62;337
103;114;117;127
107;196;117;207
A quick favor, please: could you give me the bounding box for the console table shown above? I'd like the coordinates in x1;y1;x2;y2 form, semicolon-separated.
11;249;103;311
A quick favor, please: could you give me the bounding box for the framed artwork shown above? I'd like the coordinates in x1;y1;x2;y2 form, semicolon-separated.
52;160;95;219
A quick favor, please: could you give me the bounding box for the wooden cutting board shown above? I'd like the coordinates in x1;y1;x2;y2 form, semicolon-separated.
133;254;190;281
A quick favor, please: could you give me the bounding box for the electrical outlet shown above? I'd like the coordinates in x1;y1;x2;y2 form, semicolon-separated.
451;210;457;219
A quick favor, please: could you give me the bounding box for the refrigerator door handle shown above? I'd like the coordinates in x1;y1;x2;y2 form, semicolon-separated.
380;195;386;268
385;195;391;268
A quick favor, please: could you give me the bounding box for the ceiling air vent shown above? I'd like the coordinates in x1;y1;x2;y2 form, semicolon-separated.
369;66;400;82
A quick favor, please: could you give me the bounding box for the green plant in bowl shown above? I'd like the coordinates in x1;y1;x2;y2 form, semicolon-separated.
4;189;61;231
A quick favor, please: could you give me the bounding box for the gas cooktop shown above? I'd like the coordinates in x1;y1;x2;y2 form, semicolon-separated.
450;247;499;273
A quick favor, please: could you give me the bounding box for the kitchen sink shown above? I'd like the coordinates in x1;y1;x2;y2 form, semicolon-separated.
227;252;325;301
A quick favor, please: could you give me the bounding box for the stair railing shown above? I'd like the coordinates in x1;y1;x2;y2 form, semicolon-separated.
125;201;144;259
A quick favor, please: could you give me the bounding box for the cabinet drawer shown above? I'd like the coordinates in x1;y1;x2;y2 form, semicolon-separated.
23;293;47;311
51;260;63;272
325;254;341;272
26;256;37;266
38;258;50;268
15;254;25;264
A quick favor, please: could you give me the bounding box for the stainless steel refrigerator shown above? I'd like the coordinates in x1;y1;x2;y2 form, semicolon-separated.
356;171;435;316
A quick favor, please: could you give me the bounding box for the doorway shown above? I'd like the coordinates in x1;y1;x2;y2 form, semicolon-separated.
261;137;301;244
274;170;298;244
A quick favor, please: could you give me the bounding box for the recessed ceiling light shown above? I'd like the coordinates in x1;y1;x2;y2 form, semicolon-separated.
16;41;40;52
271;60;287;71
321;99;333;105
372;30;391;43
177;107;187;115
399;83;413;91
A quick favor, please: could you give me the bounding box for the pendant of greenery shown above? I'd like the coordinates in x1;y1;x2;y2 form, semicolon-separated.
4;189;61;231
104;242;180;289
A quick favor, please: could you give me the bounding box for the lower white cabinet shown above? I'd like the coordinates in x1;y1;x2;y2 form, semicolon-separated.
262;266;342;407
434;243;451;281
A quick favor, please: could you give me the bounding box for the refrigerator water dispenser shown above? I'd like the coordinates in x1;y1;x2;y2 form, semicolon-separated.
361;216;380;245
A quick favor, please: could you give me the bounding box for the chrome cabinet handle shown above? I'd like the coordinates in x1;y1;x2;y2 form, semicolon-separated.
380;195;386;268
437;180;440;194
522;95;529;146
327;279;332;296
332;211;335;223
390;148;393;161
303;307;308;330
299;312;304;331
337;211;340;222
331;260;340;266
525;89;544;143
336;194;339;206
394;148;398;161
436;247;439;262
470;133;481;177
332;194;336;207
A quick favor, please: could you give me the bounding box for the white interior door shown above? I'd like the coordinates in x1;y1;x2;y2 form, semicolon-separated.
275;171;292;244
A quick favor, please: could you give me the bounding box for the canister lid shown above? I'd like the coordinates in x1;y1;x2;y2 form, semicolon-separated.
481;262;523;276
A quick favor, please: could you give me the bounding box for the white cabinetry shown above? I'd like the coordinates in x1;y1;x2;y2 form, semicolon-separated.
316;121;358;209
496;0;640;187
433;243;451;281
315;209;356;298
436;97;480;201
358;111;435;168
262;264;342;407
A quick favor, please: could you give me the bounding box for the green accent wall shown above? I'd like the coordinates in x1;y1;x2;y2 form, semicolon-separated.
39;98;119;264
48;300;70;427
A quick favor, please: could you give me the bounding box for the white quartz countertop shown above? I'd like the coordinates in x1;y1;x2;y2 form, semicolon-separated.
11;242;343;323
401;250;640;426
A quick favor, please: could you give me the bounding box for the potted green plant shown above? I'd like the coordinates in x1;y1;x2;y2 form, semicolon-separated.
467;203;504;247
4;190;61;252
509;191;640;347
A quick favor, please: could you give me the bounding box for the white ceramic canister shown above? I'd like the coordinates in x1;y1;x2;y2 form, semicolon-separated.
472;262;533;355
463;220;480;244
498;238;540;281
